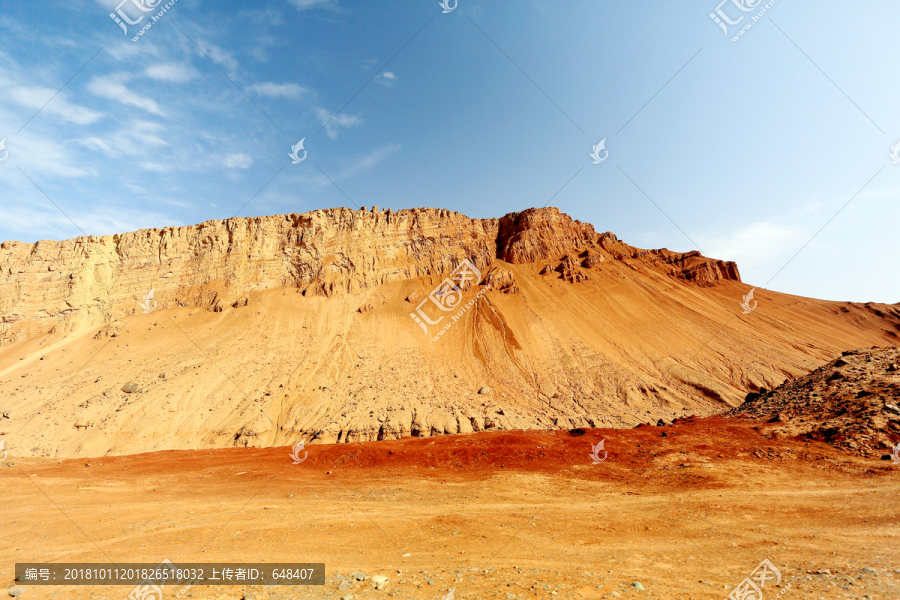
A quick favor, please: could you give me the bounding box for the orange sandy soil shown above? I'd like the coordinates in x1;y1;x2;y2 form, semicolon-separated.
3;417;898;600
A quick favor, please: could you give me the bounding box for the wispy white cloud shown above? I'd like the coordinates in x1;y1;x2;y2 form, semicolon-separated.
7;86;103;125
702;221;807;279
339;143;400;179
196;40;238;72
75;120;169;159
373;71;397;87
144;63;197;83
87;75;164;116
224;153;254;169
313;107;361;140
249;82;308;98
288;0;339;10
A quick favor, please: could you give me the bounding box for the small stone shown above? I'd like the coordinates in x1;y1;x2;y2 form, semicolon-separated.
341;595;354;600
121;381;140;393
426;579;436;585
862;567;876;573
630;581;645;590
9;589;24;597
883;404;900;415
159;373;166;378
402;553;411;557
350;572;367;581
816;569;831;575
338;582;351;590
479;386;490;395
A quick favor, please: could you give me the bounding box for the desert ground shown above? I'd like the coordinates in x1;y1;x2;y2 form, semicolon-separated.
3;416;898;600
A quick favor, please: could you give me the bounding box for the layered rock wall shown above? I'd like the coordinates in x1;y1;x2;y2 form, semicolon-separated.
0;207;738;343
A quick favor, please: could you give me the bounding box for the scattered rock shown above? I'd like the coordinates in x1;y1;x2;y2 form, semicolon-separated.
9;588;24;597
630;581;645;590
121;382;140;394
2;410;12;419
478;386;490;395
357;303;374;314
158;373;166;379
350;572;367;581
569;428;586;436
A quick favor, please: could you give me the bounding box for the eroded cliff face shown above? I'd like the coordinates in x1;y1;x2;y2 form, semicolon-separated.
8;206;848;459
0;207;738;344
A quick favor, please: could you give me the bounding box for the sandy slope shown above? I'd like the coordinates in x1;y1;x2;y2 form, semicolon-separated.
0;249;898;458
2;417;898;600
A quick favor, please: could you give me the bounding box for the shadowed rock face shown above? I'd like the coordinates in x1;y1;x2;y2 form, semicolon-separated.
0;206;736;343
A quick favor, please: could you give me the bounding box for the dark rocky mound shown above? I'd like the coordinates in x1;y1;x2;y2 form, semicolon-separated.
730;347;900;456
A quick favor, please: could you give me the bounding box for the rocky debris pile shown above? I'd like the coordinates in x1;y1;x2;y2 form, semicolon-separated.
481;267;519;294
729;347;900;456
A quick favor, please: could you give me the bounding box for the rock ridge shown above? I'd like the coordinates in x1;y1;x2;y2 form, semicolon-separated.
0;206;738;343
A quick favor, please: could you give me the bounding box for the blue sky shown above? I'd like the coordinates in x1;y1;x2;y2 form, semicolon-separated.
0;0;898;302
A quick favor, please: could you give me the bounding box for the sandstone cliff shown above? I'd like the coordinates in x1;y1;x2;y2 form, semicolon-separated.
1;206;897;459
0;207;737;343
